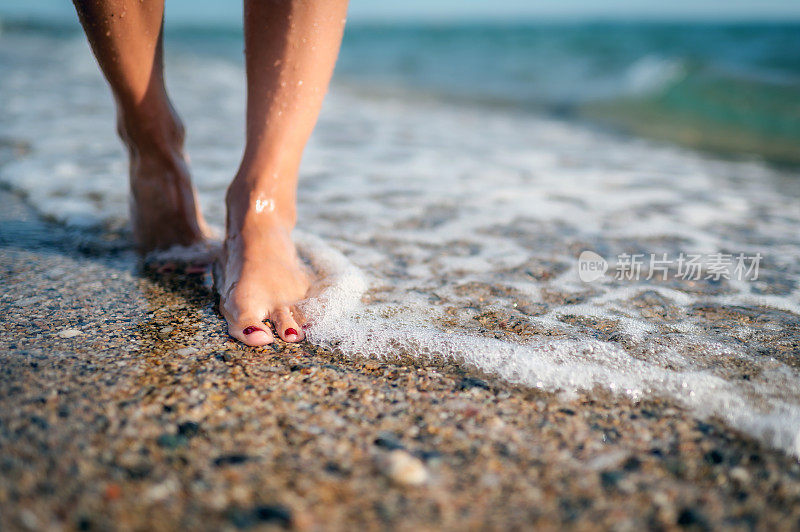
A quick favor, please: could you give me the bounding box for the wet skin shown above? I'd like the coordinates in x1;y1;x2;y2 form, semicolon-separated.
73;0;348;345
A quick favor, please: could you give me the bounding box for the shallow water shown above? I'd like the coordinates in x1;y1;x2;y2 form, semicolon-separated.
2;28;800;455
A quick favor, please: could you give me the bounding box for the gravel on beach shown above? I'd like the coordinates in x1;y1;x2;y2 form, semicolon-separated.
2;189;800;531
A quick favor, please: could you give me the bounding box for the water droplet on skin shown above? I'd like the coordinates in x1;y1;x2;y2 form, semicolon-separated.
297;80;303;86
255;197;275;214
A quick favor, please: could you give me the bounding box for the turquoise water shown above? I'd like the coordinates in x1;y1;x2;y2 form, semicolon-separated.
333;22;800;163
4;19;799;162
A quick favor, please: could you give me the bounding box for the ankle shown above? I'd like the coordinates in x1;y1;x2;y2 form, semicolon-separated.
116;100;186;161
225;177;297;232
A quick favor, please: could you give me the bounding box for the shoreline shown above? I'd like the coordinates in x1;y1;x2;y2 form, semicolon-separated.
3;21;800;170
2;188;800;529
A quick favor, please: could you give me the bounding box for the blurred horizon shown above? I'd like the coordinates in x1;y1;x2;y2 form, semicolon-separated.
2;0;800;26
2;2;799;165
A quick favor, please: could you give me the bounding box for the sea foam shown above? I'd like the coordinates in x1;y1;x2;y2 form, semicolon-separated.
296;231;800;457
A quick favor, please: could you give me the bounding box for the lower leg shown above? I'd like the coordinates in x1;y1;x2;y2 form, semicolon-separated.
73;0;210;252
217;0;348;346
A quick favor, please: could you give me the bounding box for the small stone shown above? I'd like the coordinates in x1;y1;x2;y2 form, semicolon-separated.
214;454;250;467
58;328;82;339
488;417;506;431
254;504;292;526
227;507;256;529
156;433;187;449
622;456;642;472
600;470;623;489
176;347;198;356
374;431;404;450
458;376;490;390
145;479;178;503
178;421;201;438
384;450;429;487
20;509;39;530
159;326;174;334
676;507;708;528
729;467;750;484
103;483;122;501
228;504;292;528
704;449;724;465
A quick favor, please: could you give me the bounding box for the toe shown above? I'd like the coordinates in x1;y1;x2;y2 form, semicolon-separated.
224;311;274;346
271;306;305;343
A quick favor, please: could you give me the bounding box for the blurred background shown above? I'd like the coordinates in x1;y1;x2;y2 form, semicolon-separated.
2;0;800;165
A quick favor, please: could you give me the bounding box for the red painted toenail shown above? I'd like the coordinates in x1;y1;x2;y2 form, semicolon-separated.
285;328;298;337
243;326;264;335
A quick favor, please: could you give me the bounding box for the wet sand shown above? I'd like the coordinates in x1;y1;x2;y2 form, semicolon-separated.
2;188;800;530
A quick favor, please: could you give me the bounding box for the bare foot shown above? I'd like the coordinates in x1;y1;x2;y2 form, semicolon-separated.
215;184;309;346
129;150;213;253
119;112;213;254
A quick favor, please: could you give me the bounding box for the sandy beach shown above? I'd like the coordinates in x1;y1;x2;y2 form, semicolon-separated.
2;187;800;530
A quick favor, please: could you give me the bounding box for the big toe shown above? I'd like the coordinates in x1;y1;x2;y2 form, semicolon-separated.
226;317;274;346
271;306;305;343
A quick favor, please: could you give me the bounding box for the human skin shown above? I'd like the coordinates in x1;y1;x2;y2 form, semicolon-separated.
73;0;213;252
73;0;349;346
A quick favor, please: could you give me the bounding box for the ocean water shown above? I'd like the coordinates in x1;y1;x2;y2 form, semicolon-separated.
2;21;800;456
334;23;800;164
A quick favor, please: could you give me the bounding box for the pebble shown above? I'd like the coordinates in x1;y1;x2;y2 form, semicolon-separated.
228;504;293;528
600;470;624;489
178;421;201;438
57;328;82;339
156;433;187;450
145;479;178;503
254;504;293;526
676;507;709;528
458;377;490;390
176;347;198;356
384;450;429;487
730;466;750;484
374;431;404;451
213;454;250;467
103;483;122;501
19;509;38;530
